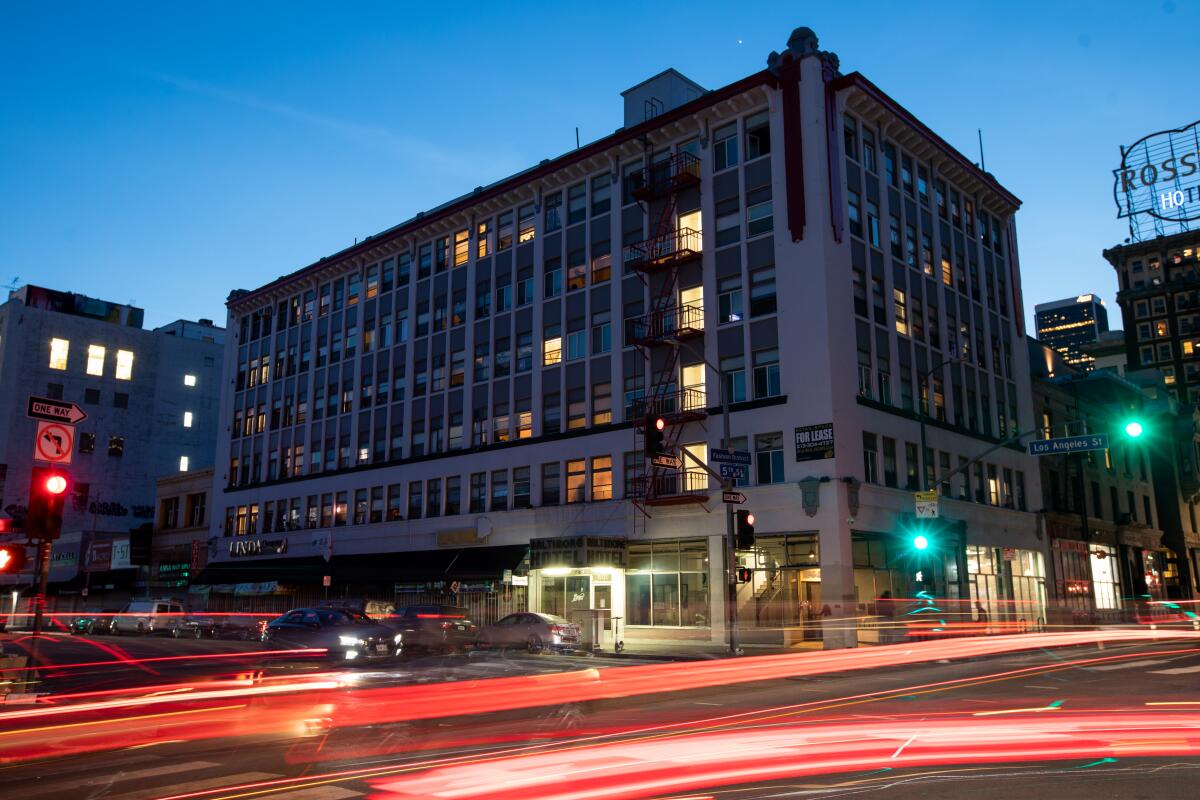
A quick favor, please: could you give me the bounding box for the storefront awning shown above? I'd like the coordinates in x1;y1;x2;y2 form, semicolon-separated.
191;556;330;586
333;545;528;583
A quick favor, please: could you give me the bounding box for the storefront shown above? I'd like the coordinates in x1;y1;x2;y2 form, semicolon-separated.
965;545;1047;630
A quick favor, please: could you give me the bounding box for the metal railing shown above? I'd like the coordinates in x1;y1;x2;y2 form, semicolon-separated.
628;303;705;343
628;152;702;200
632;385;708;419
623;227;702;270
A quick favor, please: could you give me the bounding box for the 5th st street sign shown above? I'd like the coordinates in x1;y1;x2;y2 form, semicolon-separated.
27;395;88;425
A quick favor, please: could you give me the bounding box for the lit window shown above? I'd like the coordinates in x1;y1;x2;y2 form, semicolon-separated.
179;455;189;472
49;338;69;370
115;349;134;380
184;374;197;387
86;344;105;376
183;411;194;428
543;336;562;366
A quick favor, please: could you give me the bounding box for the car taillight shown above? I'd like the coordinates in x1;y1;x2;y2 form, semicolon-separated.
550;624;564;635
440;621;452;629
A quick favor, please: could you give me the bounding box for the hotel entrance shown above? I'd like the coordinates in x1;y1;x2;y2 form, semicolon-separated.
528;535;626;649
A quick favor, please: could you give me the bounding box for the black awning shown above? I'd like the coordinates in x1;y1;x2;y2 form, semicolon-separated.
333;545;528;583
191;556;330;586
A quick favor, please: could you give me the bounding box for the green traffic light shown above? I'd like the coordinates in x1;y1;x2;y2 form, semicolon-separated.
1124;421;1144;438
913;534;929;551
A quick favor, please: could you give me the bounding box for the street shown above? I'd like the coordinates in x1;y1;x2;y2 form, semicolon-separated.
3;630;1200;799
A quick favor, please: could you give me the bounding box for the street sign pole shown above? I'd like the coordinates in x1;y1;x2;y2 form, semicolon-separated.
29;539;50;667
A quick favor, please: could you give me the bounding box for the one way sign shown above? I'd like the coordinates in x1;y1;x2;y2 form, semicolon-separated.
27;395;88;425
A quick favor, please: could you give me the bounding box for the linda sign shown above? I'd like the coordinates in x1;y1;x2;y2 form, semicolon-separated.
1114;119;1200;224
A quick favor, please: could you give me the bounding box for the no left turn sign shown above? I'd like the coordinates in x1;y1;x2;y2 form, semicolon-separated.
34;421;74;465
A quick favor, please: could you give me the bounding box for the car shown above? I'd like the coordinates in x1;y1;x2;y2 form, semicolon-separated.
390;605;478;653
475;612;581;654
263;606;402;662
70;609;119;635
211;615;270;641
110;600;186;635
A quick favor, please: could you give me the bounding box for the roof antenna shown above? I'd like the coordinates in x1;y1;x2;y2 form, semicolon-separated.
575;127;580;149
978;128;986;172
2;276;20;293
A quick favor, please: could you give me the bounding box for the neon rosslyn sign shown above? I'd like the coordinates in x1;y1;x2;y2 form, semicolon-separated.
1114;118;1200;226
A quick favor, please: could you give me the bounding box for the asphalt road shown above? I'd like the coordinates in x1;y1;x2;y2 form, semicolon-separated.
3;633;1200;799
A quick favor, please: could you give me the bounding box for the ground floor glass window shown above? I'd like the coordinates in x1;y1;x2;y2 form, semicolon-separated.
626;539;709;627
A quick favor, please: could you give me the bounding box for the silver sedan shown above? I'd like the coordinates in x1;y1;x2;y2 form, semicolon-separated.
475;612;581;653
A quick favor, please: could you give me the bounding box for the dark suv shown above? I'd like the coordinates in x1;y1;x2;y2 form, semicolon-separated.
392;605;477;653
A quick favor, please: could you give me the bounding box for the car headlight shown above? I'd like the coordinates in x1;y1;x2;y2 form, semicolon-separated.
338;636;365;647
393;633;403;644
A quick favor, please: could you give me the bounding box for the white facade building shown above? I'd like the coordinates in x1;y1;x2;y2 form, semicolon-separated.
0;285;224;607
209;27;1045;648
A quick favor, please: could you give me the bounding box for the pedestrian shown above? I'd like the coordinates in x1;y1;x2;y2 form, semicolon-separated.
975;602;989;624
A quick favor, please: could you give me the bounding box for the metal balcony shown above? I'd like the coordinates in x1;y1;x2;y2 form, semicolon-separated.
627;304;705;347
628;152;702;202
629;471;710;507
633;385;708;425
624;227;702;274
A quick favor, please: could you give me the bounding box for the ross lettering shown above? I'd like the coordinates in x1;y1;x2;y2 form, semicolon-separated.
1182;152;1198;177
1163;157;1179;181
1140;163;1158;185
1121;169;1137;192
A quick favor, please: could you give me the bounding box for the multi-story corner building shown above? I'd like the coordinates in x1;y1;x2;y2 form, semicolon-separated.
207;26;1044;649
149;468;214;602
0;285;224;609
1034;294;1109;371
1105;229;1200;403
1029;340;1181;617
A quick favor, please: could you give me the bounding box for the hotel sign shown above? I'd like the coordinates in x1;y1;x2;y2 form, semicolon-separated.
1114;119;1200;224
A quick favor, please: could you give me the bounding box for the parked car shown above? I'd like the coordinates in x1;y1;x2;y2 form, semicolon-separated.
263;607;402;662
110;599;186;636
212;615;270;641
70;609;119;635
475;612;581;653
390;605;478;653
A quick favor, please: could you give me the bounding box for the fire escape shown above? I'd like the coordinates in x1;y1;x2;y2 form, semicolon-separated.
625;151;708;510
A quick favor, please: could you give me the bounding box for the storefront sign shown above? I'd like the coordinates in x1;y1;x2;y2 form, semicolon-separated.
228;538;288;557
795;423;835;462
436;528;480;548
86;540;112;572
1114;119;1200;225
110;538;131;570
510;574;529;586
530;535;627;569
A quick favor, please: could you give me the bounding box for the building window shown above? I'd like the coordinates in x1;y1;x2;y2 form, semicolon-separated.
714;122;738;171
567;330;586;361
749;266;776;316
847;190;862;238
542;463;561;506
566;459;586;503
894;289;908;336
591;177;611;216
469;472;486;513
625;540;710;627
862;432;878;483
113;392;128;409
80;432;95;454
544;193;562;232
179;455;189;472
184;373;197;387
745;110;770;159
489;470;508;511
753;348;780;398
755;433;784;484
182;410;194;428
49;338;69;370
593;382;612;425
718;276;743;324
86;344;105;376
866;201;880;247
567;183;586;225
746;201;773;236
591;311;612;354
108;436;124;457
591;456;613;500
115;349;134;380
882;437;898;488
407;482;423;520
720;355;746;403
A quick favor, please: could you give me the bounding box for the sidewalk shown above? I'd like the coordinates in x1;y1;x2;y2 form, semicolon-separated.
585;638;822;661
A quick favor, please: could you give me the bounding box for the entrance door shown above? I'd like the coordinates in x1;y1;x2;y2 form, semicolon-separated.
565;575;591;615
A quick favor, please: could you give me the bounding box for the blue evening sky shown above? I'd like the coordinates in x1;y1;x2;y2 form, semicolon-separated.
1;2;1192;330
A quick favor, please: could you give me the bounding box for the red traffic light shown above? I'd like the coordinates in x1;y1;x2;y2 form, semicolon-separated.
745;512;756;526
736;567;753;583
654;417;665;431
0;544;26;573
45;474;67;494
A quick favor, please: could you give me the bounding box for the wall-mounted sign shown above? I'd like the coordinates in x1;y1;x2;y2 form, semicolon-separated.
437;528;481;548
529;535;626;570
795;423;835;462
228;538;288;557
1114;119;1200;233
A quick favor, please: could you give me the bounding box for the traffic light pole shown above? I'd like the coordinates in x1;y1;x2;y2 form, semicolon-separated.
721;381;741;656
29;539;50;666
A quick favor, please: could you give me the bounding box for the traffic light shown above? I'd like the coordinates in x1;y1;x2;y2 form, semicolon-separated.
736;567;752;583
28;466;69;541
1123;419;1144;438
736;509;756;550
0;543;26;574
912;533;930;551
643;414;667;457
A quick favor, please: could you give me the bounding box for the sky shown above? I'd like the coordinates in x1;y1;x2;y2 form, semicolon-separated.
1;1;1194;330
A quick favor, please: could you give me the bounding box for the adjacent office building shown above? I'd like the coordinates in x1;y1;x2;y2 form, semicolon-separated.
1034;294;1109;371
1105;230;1200;404
206;26;1045;648
0;286;224;607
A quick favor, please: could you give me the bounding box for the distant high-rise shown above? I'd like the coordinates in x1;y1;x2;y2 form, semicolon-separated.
1034;294;1110;370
